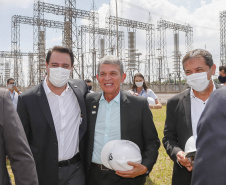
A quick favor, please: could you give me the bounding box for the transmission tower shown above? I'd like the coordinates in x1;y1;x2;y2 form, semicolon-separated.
220;11;226;65
156;19;193;82
33;1;99;79
11;14;64;84
106;15;155;83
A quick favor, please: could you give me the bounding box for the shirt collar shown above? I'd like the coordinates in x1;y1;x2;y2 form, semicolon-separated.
99;91;121;104
43;77;70;96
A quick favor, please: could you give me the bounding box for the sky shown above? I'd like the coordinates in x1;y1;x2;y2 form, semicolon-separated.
0;0;225;82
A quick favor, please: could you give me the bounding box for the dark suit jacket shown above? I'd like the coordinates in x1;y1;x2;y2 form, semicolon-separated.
163;89;193;185
85;91;160;181
17;79;87;185
0;88;38;185
191;85;226;185
163;85;220;185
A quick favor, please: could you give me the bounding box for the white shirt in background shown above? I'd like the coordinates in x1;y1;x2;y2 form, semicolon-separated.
9;91;18;110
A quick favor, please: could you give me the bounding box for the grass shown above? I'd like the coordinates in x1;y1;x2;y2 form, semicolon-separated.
7;106;173;185
146;106;173;185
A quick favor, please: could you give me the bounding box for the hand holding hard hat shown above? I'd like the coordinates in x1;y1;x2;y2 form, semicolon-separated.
184;136;196;164
101;140;142;171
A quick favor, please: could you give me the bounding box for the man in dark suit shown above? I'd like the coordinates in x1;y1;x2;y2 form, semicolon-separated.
162;49;218;185
191;86;226;185
0;88;39;185
17;46;87;185
85;55;160;185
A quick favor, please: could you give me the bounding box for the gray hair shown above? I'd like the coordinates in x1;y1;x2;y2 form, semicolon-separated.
97;55;124;75
182;49;214;70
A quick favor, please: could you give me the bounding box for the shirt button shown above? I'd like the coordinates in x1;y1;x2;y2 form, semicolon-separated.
54;143;58;146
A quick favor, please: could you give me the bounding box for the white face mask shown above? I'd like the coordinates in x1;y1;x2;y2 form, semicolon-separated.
135;81;143;88
48;67;71;87
185;71;210;92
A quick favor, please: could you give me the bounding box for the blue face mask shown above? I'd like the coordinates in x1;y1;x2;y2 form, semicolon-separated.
218;76;226;83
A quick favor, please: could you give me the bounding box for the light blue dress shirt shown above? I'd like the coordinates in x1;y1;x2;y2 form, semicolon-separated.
92;92;121;164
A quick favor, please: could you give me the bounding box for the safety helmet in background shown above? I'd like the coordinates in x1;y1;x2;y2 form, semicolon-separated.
147;97;155;105
101;140;142;171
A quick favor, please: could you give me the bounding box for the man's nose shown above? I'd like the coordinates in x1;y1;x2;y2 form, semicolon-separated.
104;74;112;80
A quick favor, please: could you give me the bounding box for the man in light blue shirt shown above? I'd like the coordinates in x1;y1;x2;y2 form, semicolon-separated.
85;55;160;185
92;92;121;164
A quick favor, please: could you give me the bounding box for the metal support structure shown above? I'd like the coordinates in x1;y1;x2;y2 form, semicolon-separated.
78;25;124;82
11;14;64;84
157;19;193;84
11;16;21;84
28;53;36;87
145;13;155;83
0;51;39;86
220;11;226;65
33;0;46;83
34;0;99;79
106;15;155;83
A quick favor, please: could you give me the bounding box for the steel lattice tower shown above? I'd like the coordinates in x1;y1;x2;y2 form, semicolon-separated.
220;11;226;65
106;15;155;83
157;19;193;81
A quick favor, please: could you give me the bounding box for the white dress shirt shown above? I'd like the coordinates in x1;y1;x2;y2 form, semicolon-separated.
190;83;216;139
43;78;82;161
9;90;18;109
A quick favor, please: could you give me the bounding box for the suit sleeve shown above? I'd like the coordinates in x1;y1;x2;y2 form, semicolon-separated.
141;99;160;171
3;91;39;185
162;98;183;163
192;87;226;185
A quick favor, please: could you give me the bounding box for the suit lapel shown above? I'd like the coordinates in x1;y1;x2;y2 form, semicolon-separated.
182;90;193;136
89;93;101;138
37;82;56;132
69;82;87;141
120;91;129;140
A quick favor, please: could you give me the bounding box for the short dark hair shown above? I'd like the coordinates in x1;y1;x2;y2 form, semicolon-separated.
131;73;149;92
182;49;213;70
219;65;226;74
46;46;74;66
85;79;92;83
7;78;15;84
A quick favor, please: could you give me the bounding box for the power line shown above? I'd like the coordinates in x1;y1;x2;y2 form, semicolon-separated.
119;0;219;31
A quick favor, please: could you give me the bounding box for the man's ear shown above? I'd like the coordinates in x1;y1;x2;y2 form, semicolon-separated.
121;73;126;83
211;64;216;75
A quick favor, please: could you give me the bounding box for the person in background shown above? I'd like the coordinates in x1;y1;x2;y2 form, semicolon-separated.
85;79;95;93
128;73;162;109
7;78;21;109
163;49;219;185
218;65;226;85
0;88;39;185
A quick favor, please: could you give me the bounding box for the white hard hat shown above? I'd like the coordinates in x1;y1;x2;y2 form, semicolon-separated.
147;97;155;105
101;140;121;170
184;136;197;157
101;140;142;171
